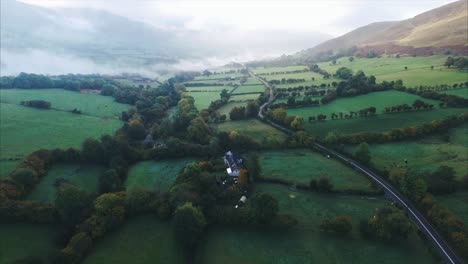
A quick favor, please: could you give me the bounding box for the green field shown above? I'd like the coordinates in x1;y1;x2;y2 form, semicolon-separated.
300;107;467;137
0;160;18;178
188;91;222;110
244;77;262;85
215;119;287;144
268;72;341;89
285;90;439;117
194;72;243;81
440;87;468;98
0;103;123;162
232;84;265;94
318;55;467;87
344;126;468;180
83;216;183;264
229;93;260;102
437;192;468;226
0;223;58;263
251;65;309;74
0;89;129;117
258;149;374;191
27;163;105;202
125;159;193;192
185;85;232;92
195;184;436;264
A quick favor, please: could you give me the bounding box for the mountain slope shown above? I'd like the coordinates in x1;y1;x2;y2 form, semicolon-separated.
299;0;468;57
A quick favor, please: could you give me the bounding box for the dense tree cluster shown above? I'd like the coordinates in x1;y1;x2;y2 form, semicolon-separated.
266;108;304;131
320;216;352;235
360;206;414;241
444;56;468;70
20;100;51;109
228;101;259;120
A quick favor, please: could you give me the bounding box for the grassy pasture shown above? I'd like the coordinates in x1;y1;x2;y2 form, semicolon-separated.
258;149;374;191
187;91;221;110
0;103;123;160
344;126;468;180
0;223;59;264
437;191;468;226
299;107;467;137
125;159;193;192
196;184;436;264
251;65;309;74
0;89;129;117
215;119;287;144
232;84;265;94
0;160;18;178
185;85;232;92
27;163;105;202
268;71;341;89
184;79;224;85
440;87;468;98
285;90;439;117
318;55;467;87
83;216;183;264
244;77;262;85
194;72;243;81
229;93;260;102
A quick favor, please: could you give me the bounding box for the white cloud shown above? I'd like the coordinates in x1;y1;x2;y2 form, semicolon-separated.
19;0;457;36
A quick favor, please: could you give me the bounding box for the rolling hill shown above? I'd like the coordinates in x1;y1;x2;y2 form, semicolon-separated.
291;0;468;61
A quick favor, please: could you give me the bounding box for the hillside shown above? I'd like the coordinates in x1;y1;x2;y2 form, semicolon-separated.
295;0;468;60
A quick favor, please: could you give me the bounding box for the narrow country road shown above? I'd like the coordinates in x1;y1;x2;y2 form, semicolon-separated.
247;69;275;119
247;68;463;264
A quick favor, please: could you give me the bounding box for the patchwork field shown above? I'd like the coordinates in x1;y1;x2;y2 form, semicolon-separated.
258;149;374;191
195;184;436;264
251;65;309;74
300;107;467;137
27;163;105;202
285;90;439;117
344;126;468;180
229;93;260;102
0;103;123;168
0;88;129;117
194;72;243;81
125;159;193;192
0;223;59;263
215;119;287;144
318;55;467;87
83;216;183;264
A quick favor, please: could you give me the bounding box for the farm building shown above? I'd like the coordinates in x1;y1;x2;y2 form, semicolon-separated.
224;151;244;177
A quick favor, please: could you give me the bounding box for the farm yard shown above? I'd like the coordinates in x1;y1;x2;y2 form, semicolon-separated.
257;150;375;191
195;184;437;264
125;159;194;192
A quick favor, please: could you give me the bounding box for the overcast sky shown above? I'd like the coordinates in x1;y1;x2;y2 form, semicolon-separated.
19;0;456;36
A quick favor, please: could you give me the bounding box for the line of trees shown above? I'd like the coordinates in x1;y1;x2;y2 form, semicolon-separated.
20;100;51;109
266;108;305;131
268;78;306;85
383;99;434;113
229;101;260;120
257;68;310;76
444;56;468;70
394;86;468;108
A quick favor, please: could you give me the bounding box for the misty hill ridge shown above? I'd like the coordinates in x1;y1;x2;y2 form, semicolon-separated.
303;0;468;56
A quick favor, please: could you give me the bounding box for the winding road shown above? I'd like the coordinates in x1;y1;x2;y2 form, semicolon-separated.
247;67;463;264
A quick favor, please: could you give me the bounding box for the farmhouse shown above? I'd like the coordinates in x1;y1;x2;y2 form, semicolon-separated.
224;151;244;177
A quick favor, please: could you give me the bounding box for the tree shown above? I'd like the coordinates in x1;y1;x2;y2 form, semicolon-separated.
404;66;408;70
81;138;104;164
56;185;93;227
290;116;305;131
444;56;454;68
98;169;122;193
271;108;287;123
94;193;126;229
367;206;414;240
10;168;38;189
187;117;213;144
335;67;353;80
424;166;457;194
317;176;333;192
229;106;246;120
348;56;354;62
173;203;207;250
220;89;230;100
202;70;212;76
127;118;146;140
401;174;427;202
251;193;279;223
354;142;371;164
320;216;352;235
245;101;259;118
